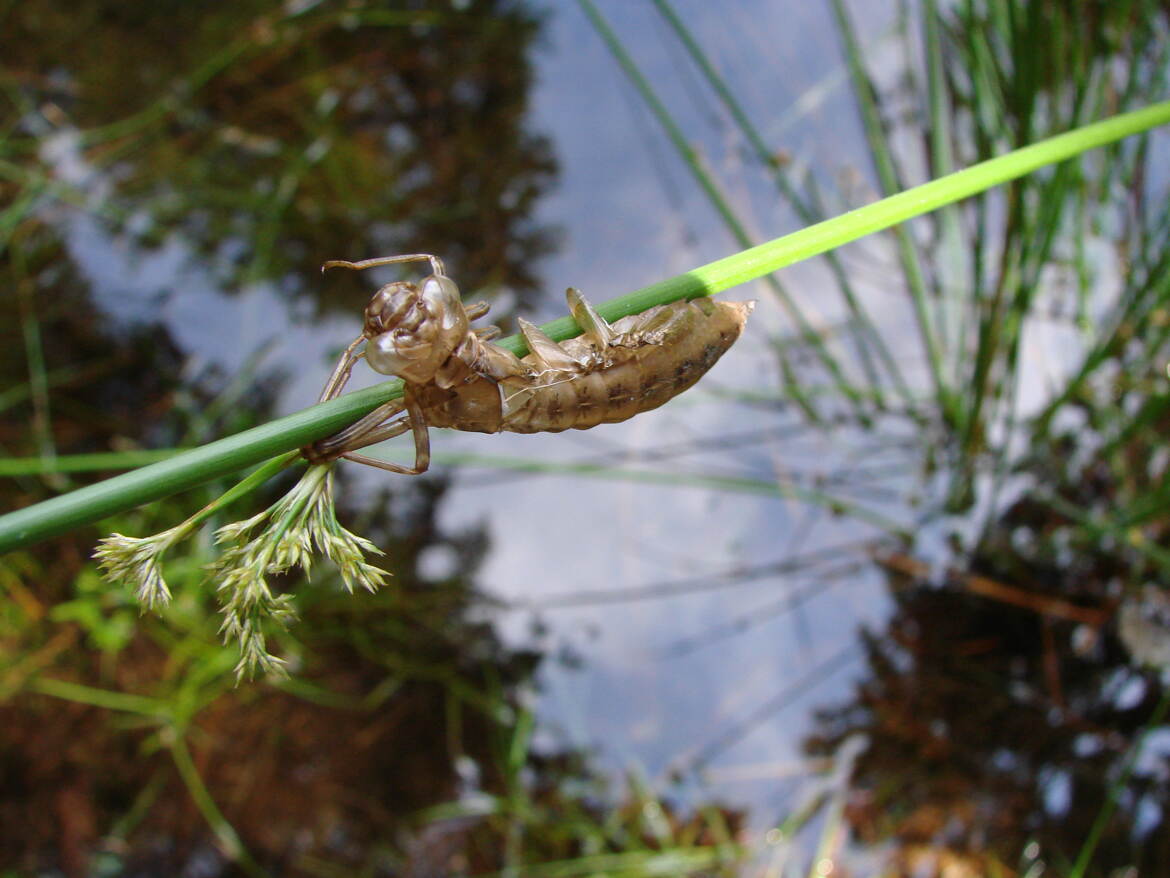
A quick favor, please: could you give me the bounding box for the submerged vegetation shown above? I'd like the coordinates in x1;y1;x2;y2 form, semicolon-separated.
2;0;1170;875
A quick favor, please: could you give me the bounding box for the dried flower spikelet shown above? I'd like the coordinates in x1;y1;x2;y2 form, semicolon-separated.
210;463;388;679
93;522;196;610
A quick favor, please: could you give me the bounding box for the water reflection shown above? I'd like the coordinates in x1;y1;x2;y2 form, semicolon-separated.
809;537;1167;872
2;0;583;873
3;0;1170;874
800;0;1170;871
4;0;556;314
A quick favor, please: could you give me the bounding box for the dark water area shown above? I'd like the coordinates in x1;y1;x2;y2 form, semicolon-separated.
2;1;1170;875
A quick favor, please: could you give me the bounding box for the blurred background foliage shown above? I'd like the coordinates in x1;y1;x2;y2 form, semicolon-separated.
800;0;1170;873
2;0;1170;875
1;0;558;312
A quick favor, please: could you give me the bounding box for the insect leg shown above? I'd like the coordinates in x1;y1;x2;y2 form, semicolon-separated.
322;253;446;277
308;397;408;457
463;300;491;321
565;288;615;347
338;395;431;475
317;335;366;403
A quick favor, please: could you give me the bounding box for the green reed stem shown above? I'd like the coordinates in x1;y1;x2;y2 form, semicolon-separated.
1;100;1168;553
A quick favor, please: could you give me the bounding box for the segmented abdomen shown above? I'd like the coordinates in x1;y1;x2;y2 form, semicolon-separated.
498;297;753;433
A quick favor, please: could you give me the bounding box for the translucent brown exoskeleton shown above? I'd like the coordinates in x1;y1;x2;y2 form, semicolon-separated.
304;253;754;474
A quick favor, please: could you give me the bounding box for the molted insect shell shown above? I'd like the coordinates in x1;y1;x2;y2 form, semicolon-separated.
308;252;755;480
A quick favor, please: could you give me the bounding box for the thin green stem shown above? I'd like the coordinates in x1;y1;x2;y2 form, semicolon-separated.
0;449;186;476
650;0;912;410
830;0;953;424
364;448;910;538
921;0;967;376
169;733;267;877
28;676;172;717
1;100;1168;552
1069;687;1170;878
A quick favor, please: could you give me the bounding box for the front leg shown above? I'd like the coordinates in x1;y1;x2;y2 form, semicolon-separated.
303;396;409;464
304;390;431;474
